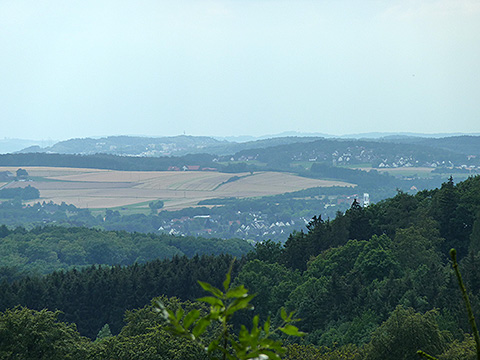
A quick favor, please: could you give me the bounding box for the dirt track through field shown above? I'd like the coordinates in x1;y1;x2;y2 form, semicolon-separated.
0;167;355;210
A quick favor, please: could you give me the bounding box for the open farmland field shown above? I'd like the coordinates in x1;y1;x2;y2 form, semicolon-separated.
0;166;355;210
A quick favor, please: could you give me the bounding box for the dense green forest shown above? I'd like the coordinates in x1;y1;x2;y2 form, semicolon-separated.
0;184;39;200
382;135;480;156
2;175;480;358
0;254;244;337
0;225;252;277
0;152;219;171
224;137;480;169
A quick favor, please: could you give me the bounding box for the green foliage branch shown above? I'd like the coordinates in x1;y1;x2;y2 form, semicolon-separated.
418;249;480;360
450;249;480;359
156;261;305;360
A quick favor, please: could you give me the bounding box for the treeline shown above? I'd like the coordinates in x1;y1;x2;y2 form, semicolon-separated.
383;135;480;156
309;162;395;187
0;200;100;229
0;225;252;276
2;175;480;359
0;254;243;338
0;185;39;200
0;153;218;171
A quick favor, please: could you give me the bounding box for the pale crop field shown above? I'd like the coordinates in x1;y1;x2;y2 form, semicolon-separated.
0;167;355;210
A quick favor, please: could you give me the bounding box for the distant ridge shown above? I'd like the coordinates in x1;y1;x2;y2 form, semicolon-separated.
341;132;480;139
12;132;480;158
16;135;329;157
217;131;480;142
16;135;223;157
0;138;57;154
217;131;333;142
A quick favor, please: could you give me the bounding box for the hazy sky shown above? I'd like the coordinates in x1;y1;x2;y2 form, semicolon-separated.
1;0;479;140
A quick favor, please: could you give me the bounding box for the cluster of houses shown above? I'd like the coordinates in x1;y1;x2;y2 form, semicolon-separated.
99;141;213;157
331;149;373;165
156;213;304;242
226;146;480;171
155;194;363;243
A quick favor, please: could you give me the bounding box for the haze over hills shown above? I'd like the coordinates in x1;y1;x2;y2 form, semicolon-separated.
376;135;480;156
9;133;480;168
5;131;480;155
0;138;57;154
6;131;479;244
338;131;480;139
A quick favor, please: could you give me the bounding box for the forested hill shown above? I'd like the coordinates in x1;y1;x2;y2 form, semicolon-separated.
381;135;480;155
15;134;480;159
227;137;480;168
18;135;223;156
0;225;252;276
0;152;218;171
17;135;323;157
276;174;480;270
2;175;480;360
0;254;243;338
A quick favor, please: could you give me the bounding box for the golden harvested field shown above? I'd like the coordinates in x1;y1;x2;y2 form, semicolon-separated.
0;166;355;210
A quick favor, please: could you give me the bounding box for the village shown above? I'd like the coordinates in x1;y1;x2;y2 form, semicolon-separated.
155;193;363;243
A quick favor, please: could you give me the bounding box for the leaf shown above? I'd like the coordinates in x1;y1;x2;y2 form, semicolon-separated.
154;300;174;322
226;294;255;316
207;338;220;353
258;338;279;348
175;307;184;322
279;308;297;322
238;325;249;341
198;281;224;298
279;324;305;337
252;315;259;329
197;296;224;307
183;309;200;330
259;349;282;360
263;316;271;334
223;258;237;292
226;285;248;299
192;318;210;338
223;270;231;291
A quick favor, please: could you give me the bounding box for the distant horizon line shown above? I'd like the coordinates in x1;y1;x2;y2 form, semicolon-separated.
3;130;480;144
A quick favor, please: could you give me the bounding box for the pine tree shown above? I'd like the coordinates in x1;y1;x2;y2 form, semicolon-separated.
95;324;113;341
